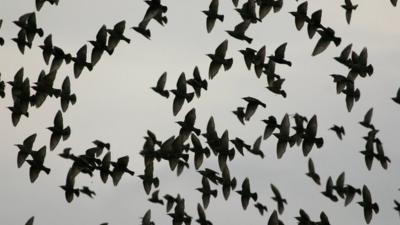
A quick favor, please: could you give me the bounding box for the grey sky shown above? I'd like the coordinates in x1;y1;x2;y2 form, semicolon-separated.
0;0;399;224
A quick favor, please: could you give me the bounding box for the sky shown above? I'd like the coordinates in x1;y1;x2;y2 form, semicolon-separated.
0;0;400;224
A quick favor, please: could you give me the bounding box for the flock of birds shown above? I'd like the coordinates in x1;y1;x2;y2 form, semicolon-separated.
0;0;398;225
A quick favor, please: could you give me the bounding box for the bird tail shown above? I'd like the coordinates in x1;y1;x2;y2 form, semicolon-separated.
223;58;233;71
63;127;71;140
315;137;324;148
251;193;258;201
245;36;253;44
133;27;151;39
217;15;224;22
43;166;51;174
211;190;218;198
70;94;77;105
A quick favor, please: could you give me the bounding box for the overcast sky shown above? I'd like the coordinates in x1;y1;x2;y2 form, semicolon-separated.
0;0;399;224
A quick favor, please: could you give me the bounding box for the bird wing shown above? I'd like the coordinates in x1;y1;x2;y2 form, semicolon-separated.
215;40;228;57
157;72;167;89
275;43;287;59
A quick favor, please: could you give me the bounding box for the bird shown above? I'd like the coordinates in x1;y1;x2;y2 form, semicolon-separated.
268;210;284;225
341;0;358;24
25;216;35;225
375;139;391;170
177;108;201;142
59;77;76;112
257;0;283;20
268;42;292;66
343;82;360;112
270;184;287;214
47;110;70;150
307;10;322;39
111;156;134;186
273;114;292;159
14;12;43;45
152;72;169;98
12;29;32;54
170;73;194;116
220;165;237;200
226;20;253;44
253;46;266;77
306;158;321;185
148;190;164;205
322;177;338;202
343;184;361;206
141;209;155;225
254;202;268;215
27;146;51;183
230;137;251;156
31;70;59;108
312;27;341;56
139;163;159;194
15;133;37;168
236;177;258;210
302;115;323;156
296;209;313;225
89;25;113;66
50;46;72;73
317;212;331;225
334;44;353;67
207;40;233;79
262;116;279;140
36;0;59;11
243;97;266;121
72;45;93;78
235;0;260;23
358;185;379;224
239;47;256;70
196;177;218;209
196;203;213;225
233;107;246;125
248;136;264;158
190;134;211;170
359;108;375;130
107;20;130;52
392;88;400;104
290;1;308;31
203;0;224;33
187;66;208;98
80;186;96;198
39;34;53;65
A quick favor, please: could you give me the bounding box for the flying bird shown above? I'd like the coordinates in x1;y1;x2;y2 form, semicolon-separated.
236;177;258;210
306;158;321;185
187;66;208;98
47;110;71;150
243;96;266;121
269;42;292;66
207;40;233;79
226;20;253;44
358;185;379;224
341;0;358;24
170;73;194;116
152;72;169;98
203;0;224;33
270;184;287;214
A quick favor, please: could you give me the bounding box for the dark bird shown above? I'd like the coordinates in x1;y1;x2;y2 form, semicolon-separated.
322;177;338;202
190;134;211;170
203;0;224;33
107;20;130;52
196;203;213;225
36;0;59;11
306;158;321;185
342;0;358;24
361;130;377;170
152;72;169;98
253;46;266;77
270;184;287;214
236;0;260;23
139;163;159;194
343;82;360;112
72;45;93;78
236;177;258;210
187;66;208;98
216;130;236;171
98;152;111;183
334;44;352;66
239;47;256;70
230;137;251;156
307;10;322;39
207;40;233;79
50;46;72;73
89;25;113;66
273;114;292;159
168;196;192;225
290;1;308;31
248;136;264;158
198;168;222;185
177;108;201;142
359;108;374;129
164;194;178;212
196;177;218;209
268;210;284;225
257;0;283;20
302;115;323;156
148;190;164;205
32;70;59;108
266;77;287;98
348;47;374;78
312;27;341;56
15;133;37;168
60;76;76;112
132;20;151;40
170;73;194;116
111;156;134;186
262;116;279;140
25;216;34;225
268;42;292;66
317;212;330;225
220;165;237;200
375;139;391;170
14;12;43;45
394;200;400;216
80;186;96;198
358;185;379;224
226;20;253;44
12;29;31;54
243;97;266;121
330;74;352;94
343;184;361;206
392;88;400;104
47;110;71;150
141;209;155;225
333;172;346;199
296;209;313;225
27;146;51;183
254;202;268;215
39;34;53;65
233;107;246;125
329;125;345;140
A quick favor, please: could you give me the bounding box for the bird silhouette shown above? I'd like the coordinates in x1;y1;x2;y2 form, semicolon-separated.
170;73;194;116
268;43;292;66
290;1;308;31
226;20;253;44
27;146;51;183
220;165;237;200
177;108;201;142
230;137;251;156
262;116;279;140
196;203;213;225
190;134;211;170
248;136;264;158
254;202;268;215
273;114;292;159
47;110;71;150
257;0;283;20
236;177;258;210
302;115;323;156
312;27;341;56
270;184;287;214
342;0;358;24
358;185;379;224
60;77;76;112
187;66;208;98
89;25;113;66
203;0;224;33
322;177;338;202
80;186;96;198
268;210;284;225
359;108;375;130
152;72;169;98
107;20;130;52
111;155;134;186
207;40;233;79
15;133;37;168
196;177;218;209
148;190;164;205
394;200;400;216
306;158;321;185
243;96;266;121
233;107;246;125
72;45;93;78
